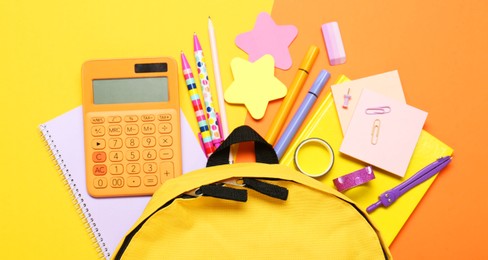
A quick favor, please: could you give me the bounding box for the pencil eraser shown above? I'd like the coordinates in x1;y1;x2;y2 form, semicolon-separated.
321;22;346;66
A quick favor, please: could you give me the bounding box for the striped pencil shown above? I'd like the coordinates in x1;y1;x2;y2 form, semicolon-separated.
193;33;223;148
181;51;215;157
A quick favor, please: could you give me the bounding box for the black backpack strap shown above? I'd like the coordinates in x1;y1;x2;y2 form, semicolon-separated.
206;125;279;167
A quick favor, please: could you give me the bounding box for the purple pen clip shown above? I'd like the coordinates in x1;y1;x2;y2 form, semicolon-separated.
366;156;452;213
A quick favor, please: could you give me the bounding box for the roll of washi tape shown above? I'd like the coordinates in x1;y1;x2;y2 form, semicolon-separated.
294;138;334;177
333;166;375;192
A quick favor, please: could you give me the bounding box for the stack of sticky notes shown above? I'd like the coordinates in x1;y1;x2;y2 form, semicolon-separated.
331;70;427;177
228;12;298;119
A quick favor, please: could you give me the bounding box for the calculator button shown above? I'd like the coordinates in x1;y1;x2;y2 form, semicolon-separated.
124;115;138;122
91;117;105;124
109;164;124;175
108;138;123;149
93;164;107;176
159;149;173;159
144;162;158;173
94;177;108;189
109;151;123;162
92;152;106;163
125;124;139;135
159;135;173;147
126;137;139;148
141;114;155;122
126;150;140;161
127;176;141;187
144;175;158;186
110;177;124;188
91;126;105;137
142;123;156;134
127;163;141;174
158;123;172;134
158;114;172;121
92;139;106;150
142;149;157;160
142;136;156;147
160;161;174;183
108;116;122;123
108;125;123;136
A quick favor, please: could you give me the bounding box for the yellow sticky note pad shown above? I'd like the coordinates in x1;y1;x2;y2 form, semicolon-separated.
225;55;287;119
280;75;453;246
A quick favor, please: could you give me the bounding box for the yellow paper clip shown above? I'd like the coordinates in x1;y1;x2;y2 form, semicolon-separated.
371;119;381;145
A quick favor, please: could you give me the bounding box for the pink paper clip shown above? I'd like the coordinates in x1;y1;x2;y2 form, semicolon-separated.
365;106;391;115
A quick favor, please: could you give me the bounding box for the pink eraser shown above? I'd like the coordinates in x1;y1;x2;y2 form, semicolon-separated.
321;22;346;66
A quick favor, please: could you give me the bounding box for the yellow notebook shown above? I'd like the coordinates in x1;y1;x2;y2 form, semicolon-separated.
280;78;453;246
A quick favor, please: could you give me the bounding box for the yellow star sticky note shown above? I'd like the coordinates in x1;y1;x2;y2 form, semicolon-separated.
225;55;287;120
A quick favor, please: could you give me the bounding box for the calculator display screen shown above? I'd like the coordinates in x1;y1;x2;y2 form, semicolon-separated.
93;77;169;104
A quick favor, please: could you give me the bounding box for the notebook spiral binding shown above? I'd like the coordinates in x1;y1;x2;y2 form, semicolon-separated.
39;125;109;259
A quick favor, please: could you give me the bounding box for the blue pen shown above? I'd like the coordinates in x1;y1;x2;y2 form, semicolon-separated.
274;70;330;160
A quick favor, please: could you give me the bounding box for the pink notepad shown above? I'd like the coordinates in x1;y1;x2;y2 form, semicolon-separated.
340;89;427;177
331;70;406;136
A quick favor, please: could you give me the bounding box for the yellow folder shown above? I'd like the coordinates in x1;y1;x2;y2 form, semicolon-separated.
280;76;453;246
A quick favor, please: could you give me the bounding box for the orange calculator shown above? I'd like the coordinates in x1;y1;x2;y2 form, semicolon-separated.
82;57;182;198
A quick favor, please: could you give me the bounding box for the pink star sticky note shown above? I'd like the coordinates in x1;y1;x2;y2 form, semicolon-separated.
235;12;298;70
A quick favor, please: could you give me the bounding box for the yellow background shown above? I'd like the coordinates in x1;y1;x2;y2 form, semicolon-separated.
0;1;273;258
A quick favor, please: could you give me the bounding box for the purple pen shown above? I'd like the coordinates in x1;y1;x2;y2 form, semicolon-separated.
274;70;330;160
366;156;452;213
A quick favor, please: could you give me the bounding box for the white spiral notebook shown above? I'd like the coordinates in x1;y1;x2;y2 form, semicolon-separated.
40;106;207;259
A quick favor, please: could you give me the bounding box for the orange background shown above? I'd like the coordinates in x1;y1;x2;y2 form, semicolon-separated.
244;0;488;258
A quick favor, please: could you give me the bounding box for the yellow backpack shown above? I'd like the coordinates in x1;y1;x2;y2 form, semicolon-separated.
114;126;391;259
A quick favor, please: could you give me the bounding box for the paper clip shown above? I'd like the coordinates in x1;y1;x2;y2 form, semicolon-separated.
365;106;391;115
371;119;380;145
